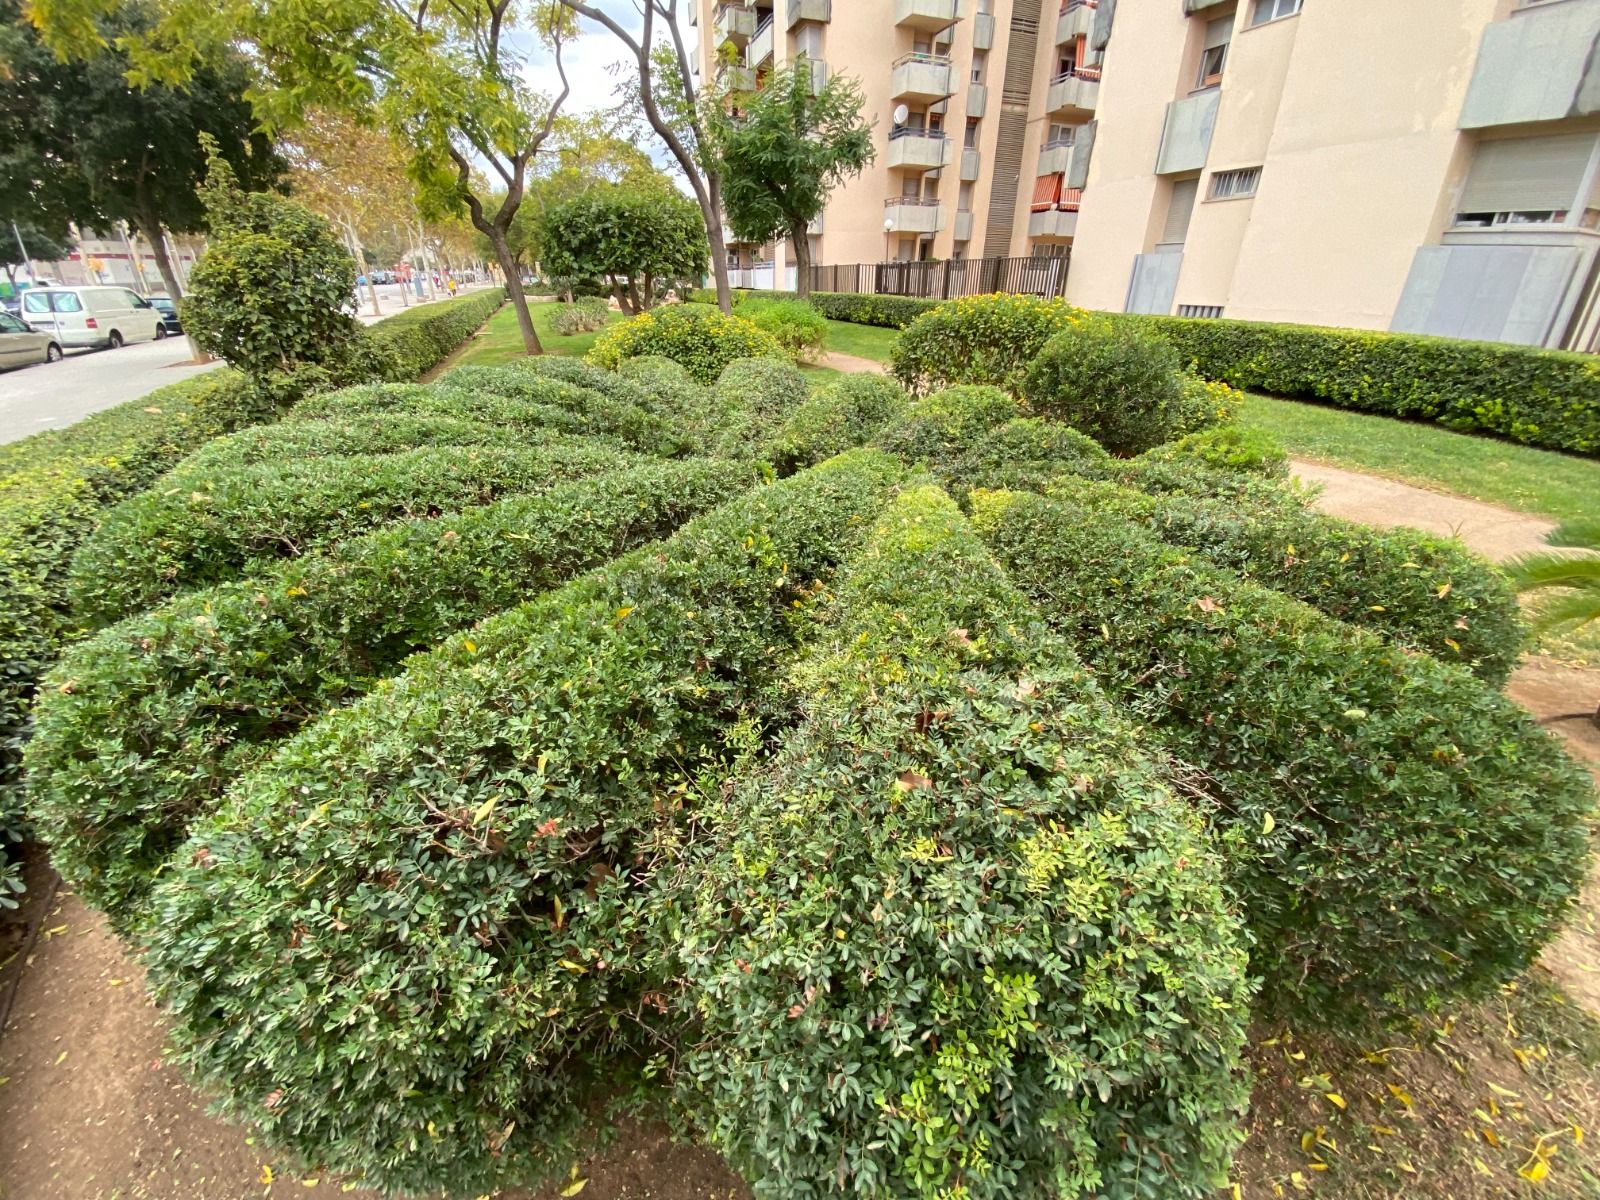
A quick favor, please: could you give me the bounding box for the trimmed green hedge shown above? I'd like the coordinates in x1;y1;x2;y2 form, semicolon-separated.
667;486;1249;1198
1044;474;1524;683
0;290;504;838
977;489;1594;1025
694;286;935;331
68;438;633;625
759;374;907;475
587;305;784;383
140;451;905;1196
692;288;1600;455
29;461;752;927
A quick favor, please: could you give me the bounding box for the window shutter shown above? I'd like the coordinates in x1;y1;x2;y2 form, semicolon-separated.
1160;177;1199;245
1031;173;1064;212
1204;14;1232;48
1460;133;1595;213
1066;119;1097;189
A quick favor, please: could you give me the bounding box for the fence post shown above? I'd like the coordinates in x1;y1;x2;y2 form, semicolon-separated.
940;258;952;300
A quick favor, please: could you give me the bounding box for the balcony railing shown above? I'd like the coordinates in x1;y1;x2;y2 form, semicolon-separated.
895;0;961;31
1057;0;1097;43
887;126;952;170
884;196;946;234
748;14;775;65
954;210;974;242
890;52;956;102
715;4;758;47
1046;65;1101;114
1039;135;1076;175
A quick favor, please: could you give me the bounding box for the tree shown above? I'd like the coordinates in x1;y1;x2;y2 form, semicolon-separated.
184;146;361;380
540;183;707;313
556;0;736;313
283;109;415;316
1506;518;1600;728
28;0;573;357
712;59;873;301
1;0;283;357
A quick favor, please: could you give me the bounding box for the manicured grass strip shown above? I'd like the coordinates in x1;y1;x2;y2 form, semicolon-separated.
821;318;897;364
450;299;624;367
30;460;757;927
1241;393;1600;523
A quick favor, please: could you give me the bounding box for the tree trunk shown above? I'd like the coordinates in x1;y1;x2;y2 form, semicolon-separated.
609;277;633;315
790;219;814;300
642;271;656;310
702;177;733;312
486;226;543;355
626;276;644;314
348;223;381;318
133;210;204;361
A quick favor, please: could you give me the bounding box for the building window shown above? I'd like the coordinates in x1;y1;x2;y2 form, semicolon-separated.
971;51;987;83
1454;131;1598;229
1250;0;1301;27
1046;122;1075;148
1209;166;1262;199
1196;15;1231;87
1157;177;1199;248
1177;304;1224;318
965;117;980;148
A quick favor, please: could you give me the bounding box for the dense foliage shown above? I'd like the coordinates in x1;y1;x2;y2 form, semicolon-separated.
539;184;709;313
1020;321;1190;454
890;293;1083;395
586;304;783;382
548;296;610;335
0;290;500;890
14;318;1594;1198
736;297;828;363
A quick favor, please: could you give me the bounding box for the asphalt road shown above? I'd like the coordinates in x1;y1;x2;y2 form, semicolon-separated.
0;336;222;446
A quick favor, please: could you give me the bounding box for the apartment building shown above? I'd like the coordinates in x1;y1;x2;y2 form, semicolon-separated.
695;0;1600;350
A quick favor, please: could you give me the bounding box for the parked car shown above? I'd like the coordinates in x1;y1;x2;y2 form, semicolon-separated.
19;286;162;349
148;294;182;336
0;310;63;368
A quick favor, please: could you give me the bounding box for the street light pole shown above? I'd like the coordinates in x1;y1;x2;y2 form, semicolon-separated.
11;221;39;285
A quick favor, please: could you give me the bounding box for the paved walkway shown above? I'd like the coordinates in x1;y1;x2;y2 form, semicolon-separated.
1291;458;1557;563
820;351;888;375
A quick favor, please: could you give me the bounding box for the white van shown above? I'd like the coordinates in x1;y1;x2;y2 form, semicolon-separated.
20;286;164;350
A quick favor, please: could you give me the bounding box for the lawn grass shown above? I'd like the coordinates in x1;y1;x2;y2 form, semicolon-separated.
449;300;622;368
1241;393;1600;524
822;318;898;364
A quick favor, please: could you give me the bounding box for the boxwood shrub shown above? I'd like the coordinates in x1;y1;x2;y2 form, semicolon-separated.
29;461;754;927
139;451;905;1196
1020;321;1192;454
874;384;1023;463
1046;474;1523;682
976;489;1594;1025
586;304;784;383
68;438;635;625
889;294;1084;396
665;486;1249;1198
1139;424;1289;477
759;375;907;475
0;291;503;836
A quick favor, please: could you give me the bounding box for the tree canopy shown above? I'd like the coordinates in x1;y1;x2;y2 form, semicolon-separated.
540;183;707;312
712;59;874;299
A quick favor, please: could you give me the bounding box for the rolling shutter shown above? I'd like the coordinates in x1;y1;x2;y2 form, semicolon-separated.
1159;177;1199;246
1459;132;1595;213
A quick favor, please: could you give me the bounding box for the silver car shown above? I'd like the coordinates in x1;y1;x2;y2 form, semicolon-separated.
0;310;62;369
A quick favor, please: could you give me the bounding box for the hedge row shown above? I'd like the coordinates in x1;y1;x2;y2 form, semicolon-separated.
690;287;1600;455
666;486;1249;1198
1044;474;1524;684
759;375;906;475
30;461;753;927
977;489;1594;1024
68;437;634;625
0;290;504;830
140;451;905;1196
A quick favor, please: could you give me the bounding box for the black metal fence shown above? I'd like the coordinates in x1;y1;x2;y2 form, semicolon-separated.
805;254;1070;301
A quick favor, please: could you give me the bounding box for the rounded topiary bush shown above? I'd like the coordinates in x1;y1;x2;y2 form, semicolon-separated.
586;304;783;383
760;374;907;474
1020;320;1189;454
736;297;828;363
139;452;905;1196
873;384;1022;463
667;487;1249;1198
713;356;810;420
889;293;1084;396
1140;423;1289;477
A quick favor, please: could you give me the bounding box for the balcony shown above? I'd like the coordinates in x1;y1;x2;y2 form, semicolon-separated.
717;63;758;92
1057;0;1096;45
1046;66;1100;116
1029;207;1079;239
1459;0;1600;128
960;147;981;180
966;82;988;118
890;52;956;103
786;0;831;27
884;196;946;234
895;0;961;31
808;213;824;235
1182;0;1229;11
974;11;995;49
887;127;953;170
1154;89;1219;174
748;15;775;66
715;4;758;47
802;57;828;95
1039;136;1076;176
954;210;974;242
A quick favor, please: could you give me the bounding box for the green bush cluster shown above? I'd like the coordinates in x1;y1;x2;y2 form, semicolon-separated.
69;437;633;626
734;297;828;363
586;303;783;383
689;286;936;330
1020;320;1191;454
759;375;907;474
666;486;1249;1198
976;488;1593;1024
1136;314;1600;455
0;292;505;847
1139;423;1289;477
874;384;1023;464
890;293;1083;396
139;452;905;1196
549;297;611;336
29;461;753;927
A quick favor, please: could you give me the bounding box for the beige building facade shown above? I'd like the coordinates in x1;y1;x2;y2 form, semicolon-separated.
696;0;1600;350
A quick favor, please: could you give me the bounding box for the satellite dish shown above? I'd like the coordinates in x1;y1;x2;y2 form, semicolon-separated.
892;104;910;126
